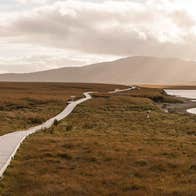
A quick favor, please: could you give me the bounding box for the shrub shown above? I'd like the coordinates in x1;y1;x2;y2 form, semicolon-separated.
28;116;44;124
66;125;73;131
54;119;59;126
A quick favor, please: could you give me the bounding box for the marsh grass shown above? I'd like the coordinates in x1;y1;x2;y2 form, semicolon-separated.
0;84;195;195
0;82;124;135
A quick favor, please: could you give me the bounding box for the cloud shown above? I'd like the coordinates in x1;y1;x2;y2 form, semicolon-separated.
1;0;196;73
0;55;85;73
170;10;196;29
16;0;52;5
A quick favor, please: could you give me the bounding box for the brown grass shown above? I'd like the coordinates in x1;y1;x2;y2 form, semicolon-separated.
0;82;125;135
140;84;196;90
0;84;195;195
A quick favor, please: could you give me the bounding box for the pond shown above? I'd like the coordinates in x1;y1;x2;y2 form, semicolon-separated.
165;89;196;114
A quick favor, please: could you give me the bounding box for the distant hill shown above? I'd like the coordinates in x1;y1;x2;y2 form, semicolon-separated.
1;56;196;85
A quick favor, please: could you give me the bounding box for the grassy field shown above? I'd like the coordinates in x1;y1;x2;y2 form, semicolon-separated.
140;84;196;90
0;82;124;135
0;84;195;195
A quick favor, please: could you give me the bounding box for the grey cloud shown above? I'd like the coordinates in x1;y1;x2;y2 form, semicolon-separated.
170;10;196;28
0;55;85;73
1;0;196;60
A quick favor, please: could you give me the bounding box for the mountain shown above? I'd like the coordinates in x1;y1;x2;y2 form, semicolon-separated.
1;56;196;85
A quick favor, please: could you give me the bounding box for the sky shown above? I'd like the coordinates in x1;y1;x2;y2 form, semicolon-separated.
1;0;196;73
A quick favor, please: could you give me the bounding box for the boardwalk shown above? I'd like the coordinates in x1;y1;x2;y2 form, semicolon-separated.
0;92;92;178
